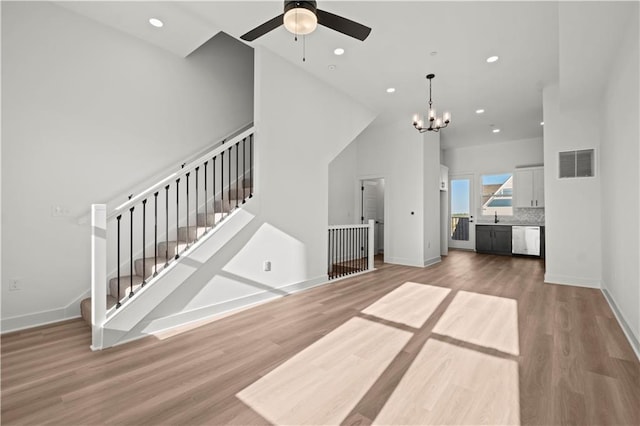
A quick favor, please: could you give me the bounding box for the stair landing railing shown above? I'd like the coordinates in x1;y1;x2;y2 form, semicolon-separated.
327;220;375;280
90;127;254;348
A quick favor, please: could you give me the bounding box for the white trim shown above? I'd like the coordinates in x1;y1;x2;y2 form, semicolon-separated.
601;288;640;361
423;256;442;268
385;257;424;268
544;273;601;288
105;274;332;349
1;308;81;334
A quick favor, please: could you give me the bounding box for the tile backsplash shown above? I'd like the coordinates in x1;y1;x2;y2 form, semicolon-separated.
477;208;545;225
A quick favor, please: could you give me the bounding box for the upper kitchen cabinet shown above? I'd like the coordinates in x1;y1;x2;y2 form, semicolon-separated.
515;166;544;208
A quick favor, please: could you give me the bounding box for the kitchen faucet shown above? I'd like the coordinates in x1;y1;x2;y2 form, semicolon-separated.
494;211;499;223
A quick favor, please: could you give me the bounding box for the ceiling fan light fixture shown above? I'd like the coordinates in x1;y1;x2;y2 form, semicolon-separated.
283;6;318;35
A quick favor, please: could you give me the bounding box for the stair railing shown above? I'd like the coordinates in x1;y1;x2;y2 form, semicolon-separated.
91;127;255;342
327;220;375;280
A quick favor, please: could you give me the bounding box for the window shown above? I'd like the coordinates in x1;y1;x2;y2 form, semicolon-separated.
481;173;513;216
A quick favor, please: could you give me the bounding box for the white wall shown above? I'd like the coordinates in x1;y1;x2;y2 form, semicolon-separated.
543;87;602;287
600;11;639;345
109;46;375;345
443;137;544;219
355;117;426;267
1;2;254;328
328;142;358;225
423;131;441;266
444;137;543;176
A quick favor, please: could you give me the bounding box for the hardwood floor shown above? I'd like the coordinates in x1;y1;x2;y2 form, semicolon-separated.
2;250;639;425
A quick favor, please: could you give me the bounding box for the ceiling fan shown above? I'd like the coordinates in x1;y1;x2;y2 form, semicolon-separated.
240;1;371;42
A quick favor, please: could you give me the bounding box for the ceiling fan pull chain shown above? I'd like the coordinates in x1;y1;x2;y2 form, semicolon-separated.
303;34;306;62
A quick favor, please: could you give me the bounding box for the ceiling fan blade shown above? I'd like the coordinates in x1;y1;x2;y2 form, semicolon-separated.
240;14;284;41
316;9;371;41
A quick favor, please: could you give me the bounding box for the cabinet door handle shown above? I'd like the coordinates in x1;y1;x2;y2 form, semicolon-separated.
536;200;538;206
530;200;533;207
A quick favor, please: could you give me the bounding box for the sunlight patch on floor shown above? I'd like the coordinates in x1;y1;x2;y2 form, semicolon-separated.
362;282;451;328
236;317;412;425
374;339;520;425
432;290;520;355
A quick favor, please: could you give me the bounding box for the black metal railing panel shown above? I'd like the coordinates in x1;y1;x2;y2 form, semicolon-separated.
107;129;255;310
327;223;374;280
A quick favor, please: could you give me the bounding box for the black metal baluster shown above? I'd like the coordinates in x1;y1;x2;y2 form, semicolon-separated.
221;151;225;218
235;142;239;208
213;156;217;224
164;185;170;268
195;167;199;235
249;134;254;198
142;199;147;287
129;207;135;298
204;162;208;232
116;215;122;308
349;228;353;274
186;172;190;247
175;178;180;260
228;146;232;210
340;228;343;278
154;192;159;277
365;224;369;270
242;138;247;203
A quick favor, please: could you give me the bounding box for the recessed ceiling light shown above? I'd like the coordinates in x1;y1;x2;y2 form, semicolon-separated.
149;18;164;28
334;48;345;56
328;64;336;71
486;55;499;63
492;128;501;133
476;109;485;114
386;88;396;93
540;121;544;126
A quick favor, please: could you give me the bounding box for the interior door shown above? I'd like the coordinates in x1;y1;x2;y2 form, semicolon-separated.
362;179;383;254
449;174;475;250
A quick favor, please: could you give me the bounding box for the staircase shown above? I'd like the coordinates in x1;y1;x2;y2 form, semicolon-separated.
80;187;250;324
84;128;255;345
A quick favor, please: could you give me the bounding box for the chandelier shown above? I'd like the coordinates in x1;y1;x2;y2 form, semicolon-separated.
412;74;451;133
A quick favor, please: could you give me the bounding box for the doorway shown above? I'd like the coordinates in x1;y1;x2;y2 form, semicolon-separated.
449;174;475;250
361;178;385;258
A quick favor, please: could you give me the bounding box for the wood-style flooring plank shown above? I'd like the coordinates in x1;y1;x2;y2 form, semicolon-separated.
1;251;638;425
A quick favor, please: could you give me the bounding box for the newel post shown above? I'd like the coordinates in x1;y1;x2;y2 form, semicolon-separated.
368;219;375;270
91;204;107;350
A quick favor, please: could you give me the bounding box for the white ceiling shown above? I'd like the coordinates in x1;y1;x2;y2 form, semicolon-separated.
58;1;618;149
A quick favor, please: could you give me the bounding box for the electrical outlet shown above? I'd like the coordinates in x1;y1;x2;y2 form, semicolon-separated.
263;261;271;272
9;278;21;291
51;205;71;217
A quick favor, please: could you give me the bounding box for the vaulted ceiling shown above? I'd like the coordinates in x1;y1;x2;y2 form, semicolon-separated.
55;1;629;149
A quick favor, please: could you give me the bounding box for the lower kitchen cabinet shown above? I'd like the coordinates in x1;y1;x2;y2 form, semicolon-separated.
476;225;512;255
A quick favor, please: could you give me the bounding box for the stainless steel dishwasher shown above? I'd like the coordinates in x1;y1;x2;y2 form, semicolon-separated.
512;226;541;256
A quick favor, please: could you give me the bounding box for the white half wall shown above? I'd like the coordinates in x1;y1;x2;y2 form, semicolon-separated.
1;2;254;329
600;9;639;346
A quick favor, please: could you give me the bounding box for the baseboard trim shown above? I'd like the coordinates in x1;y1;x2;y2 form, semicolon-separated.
385;257;425;268
107;274;332;349
1;309;81;334
601;288;640;361
423;256;442;268
544;273;601;288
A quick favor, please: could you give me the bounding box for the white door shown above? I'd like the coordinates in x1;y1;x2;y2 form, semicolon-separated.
449;174;475;250
362;179;384;254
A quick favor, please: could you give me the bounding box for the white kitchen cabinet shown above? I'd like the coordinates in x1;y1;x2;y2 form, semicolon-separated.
439;165;449;191
515;167;544;208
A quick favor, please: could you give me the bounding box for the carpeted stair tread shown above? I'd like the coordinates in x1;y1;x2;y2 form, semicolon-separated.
134;256;170;279
109;275;145;299
80;295;117;324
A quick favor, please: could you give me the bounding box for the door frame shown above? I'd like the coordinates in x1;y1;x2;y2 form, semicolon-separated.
448;173;476;250
356;175;386;257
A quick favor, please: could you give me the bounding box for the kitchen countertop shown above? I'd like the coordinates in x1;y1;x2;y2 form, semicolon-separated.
476;222;545;227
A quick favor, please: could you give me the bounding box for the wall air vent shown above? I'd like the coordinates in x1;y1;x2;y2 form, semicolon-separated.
559;149;595;178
